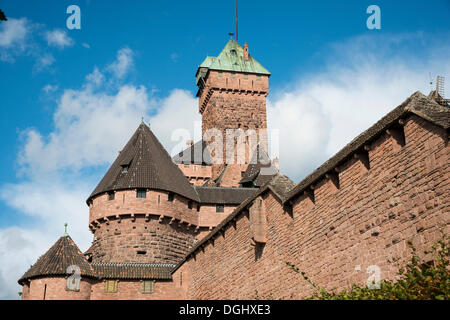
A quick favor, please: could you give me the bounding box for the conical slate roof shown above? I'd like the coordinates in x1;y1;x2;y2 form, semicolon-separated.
18;235;96;284
88;123;199;202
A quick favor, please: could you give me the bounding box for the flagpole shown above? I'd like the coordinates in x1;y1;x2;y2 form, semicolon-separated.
236;0;238;42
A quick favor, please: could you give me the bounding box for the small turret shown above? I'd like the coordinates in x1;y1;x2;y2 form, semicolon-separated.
18;224;96;300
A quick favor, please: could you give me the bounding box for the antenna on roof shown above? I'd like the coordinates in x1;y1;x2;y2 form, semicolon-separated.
436;75;445;98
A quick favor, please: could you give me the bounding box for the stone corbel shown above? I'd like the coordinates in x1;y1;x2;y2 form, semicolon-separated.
303;187;315;204
354;151;370;170
325;171;340;189
386;127;406;147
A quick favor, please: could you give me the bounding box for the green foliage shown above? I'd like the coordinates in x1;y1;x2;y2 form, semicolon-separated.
286;231;450;300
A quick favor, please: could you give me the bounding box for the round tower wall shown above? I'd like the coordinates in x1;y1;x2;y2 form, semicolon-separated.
23;277;92;300
89;190;199;226
90;215;197;264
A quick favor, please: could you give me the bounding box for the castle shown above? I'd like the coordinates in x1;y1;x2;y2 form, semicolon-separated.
18;39;449;300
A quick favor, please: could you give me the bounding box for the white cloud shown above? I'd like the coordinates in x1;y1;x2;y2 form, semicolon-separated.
0;18;76;70
0;227;53;299
42;84;58;94
150;89;200;155
82;43;90;49
85;67;105;86
107;47;134;79
0;18;31;61
34;53;55;71
0;18;29;47
45;29;74;49
268;34;450;182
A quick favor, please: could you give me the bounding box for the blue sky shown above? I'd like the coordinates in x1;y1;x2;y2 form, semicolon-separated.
0;0;449;299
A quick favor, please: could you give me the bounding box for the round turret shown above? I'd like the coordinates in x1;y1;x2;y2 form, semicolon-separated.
86;123;200;264
18;228;96;300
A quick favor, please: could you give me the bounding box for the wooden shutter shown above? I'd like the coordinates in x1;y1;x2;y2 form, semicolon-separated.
142;280;155;294
105;280;118;293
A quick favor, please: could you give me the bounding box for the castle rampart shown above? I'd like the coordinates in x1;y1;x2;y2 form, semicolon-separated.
172;103;449;299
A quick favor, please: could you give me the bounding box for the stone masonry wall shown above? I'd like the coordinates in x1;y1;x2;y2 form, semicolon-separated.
89;190;199;226
89;188;240;262
200;71;269;182
177;164;212;186
90;216;197;264
173;115;449;299
90;279;182;300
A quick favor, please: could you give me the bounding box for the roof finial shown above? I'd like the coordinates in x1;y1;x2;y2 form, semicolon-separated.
141;116;144;124
63;223;68;237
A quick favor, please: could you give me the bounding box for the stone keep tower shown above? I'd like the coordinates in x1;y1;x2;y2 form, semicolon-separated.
86;123;199;264
195;39;271;183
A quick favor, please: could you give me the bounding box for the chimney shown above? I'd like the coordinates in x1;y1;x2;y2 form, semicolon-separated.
186;140;194;148
243;42;249;61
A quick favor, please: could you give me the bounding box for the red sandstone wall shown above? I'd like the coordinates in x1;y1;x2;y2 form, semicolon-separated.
23;277;92;300
173;115;449;299
197;204;234;230
199;71;269;116
90;216;197;263
89;190;198;226
90;279;181;300
200;71;269;182
89;187;242;262
177;164;212;186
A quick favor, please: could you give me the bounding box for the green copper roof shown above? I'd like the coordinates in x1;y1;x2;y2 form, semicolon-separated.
198;39;270;76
